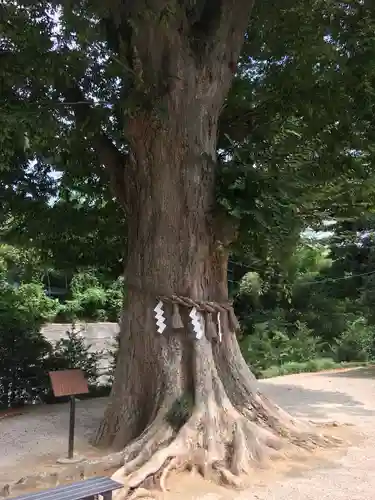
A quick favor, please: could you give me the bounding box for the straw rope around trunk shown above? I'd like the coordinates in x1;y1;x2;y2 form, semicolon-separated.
155;294;241;341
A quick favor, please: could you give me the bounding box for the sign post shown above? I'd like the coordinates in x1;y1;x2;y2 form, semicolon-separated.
49;369;89;463
68;395;76;459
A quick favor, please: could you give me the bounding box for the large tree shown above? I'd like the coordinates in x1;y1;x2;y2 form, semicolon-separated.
2;0;375;496
86;0;313;488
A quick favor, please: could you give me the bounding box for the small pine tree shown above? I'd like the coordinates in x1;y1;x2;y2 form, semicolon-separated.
49;324;101;385
106;331;120;385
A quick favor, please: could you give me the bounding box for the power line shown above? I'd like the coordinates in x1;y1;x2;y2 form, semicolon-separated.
228;260;375;288
299;269;375;287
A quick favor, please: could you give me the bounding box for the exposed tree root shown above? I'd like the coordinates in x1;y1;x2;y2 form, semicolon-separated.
2;337;344;500
127;488;156;500
105;330;341;500
112;396;338;500
113;352;335;500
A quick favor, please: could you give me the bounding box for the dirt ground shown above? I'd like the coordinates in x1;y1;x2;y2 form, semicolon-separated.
1;366;375;499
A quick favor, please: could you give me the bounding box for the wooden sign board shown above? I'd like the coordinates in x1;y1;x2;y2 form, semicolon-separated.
49;369;89;398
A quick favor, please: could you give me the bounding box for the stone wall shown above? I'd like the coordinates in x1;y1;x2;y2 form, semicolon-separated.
41;322;119;380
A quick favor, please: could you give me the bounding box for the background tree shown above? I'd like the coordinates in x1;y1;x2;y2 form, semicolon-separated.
0;255;56;408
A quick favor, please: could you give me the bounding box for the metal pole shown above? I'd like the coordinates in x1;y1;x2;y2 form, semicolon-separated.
68;395;76;459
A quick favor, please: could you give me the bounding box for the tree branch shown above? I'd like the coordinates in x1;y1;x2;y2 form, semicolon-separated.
189;0;255;63
62;85;129;210
94;133;129;210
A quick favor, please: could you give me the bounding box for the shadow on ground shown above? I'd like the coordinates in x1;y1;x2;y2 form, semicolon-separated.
314;366;375;379
259;379;375;420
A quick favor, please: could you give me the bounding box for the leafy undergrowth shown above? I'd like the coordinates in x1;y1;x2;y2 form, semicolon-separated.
260;357;372;379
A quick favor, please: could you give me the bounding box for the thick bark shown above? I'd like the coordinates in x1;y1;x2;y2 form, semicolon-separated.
95;92;230;449
91;2;337;497
95;3;243;449
93;82;333;496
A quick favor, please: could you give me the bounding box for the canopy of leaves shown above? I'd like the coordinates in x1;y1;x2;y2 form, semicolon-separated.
1;0;375;274
236;236;375;375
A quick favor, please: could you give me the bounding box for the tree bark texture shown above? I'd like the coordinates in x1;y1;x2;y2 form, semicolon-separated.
92;1;336;496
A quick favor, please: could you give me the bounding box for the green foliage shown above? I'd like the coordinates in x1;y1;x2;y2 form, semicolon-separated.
238;272;263;301
0;257;103;407
0;321;53;408
15;283;59;323
48;325;101;385
0;247;123;324
237;237;375;376
59;288;107;322
2;0;375;277
70;271;101;295
57;271;123;322
0;244;43;283
106;332;120;385
2;0;375;387
0;269;58;329
105;277;124;322
241;319;320;376
334;318;375;363
261;358;367;379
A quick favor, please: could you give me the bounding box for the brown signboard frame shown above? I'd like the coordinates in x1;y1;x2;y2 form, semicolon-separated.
49;369;89;397
48;369;89;459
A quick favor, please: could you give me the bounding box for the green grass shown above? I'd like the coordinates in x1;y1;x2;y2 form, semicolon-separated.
260;357;371;379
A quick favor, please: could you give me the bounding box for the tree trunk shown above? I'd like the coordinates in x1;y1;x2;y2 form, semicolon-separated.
95;57;234;447
92;3;335;496
93;90;330;496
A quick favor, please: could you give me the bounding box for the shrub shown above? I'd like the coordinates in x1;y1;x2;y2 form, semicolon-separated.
106;331;120;385
240;319;321;373
0;319;53;408
58;289;107;322
261;357;338;378
334;317;374;362
47;324;101;385
56;272;123;322
0;322;104;408
0;278;58;408
238;272;263;300
0;278;58;327
104;277;124;322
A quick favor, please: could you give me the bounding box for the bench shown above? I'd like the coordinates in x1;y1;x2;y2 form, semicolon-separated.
11;477;123;500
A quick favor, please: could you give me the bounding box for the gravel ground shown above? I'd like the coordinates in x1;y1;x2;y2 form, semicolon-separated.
241;367;375;500
0;397;106;485
1;367;375;499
